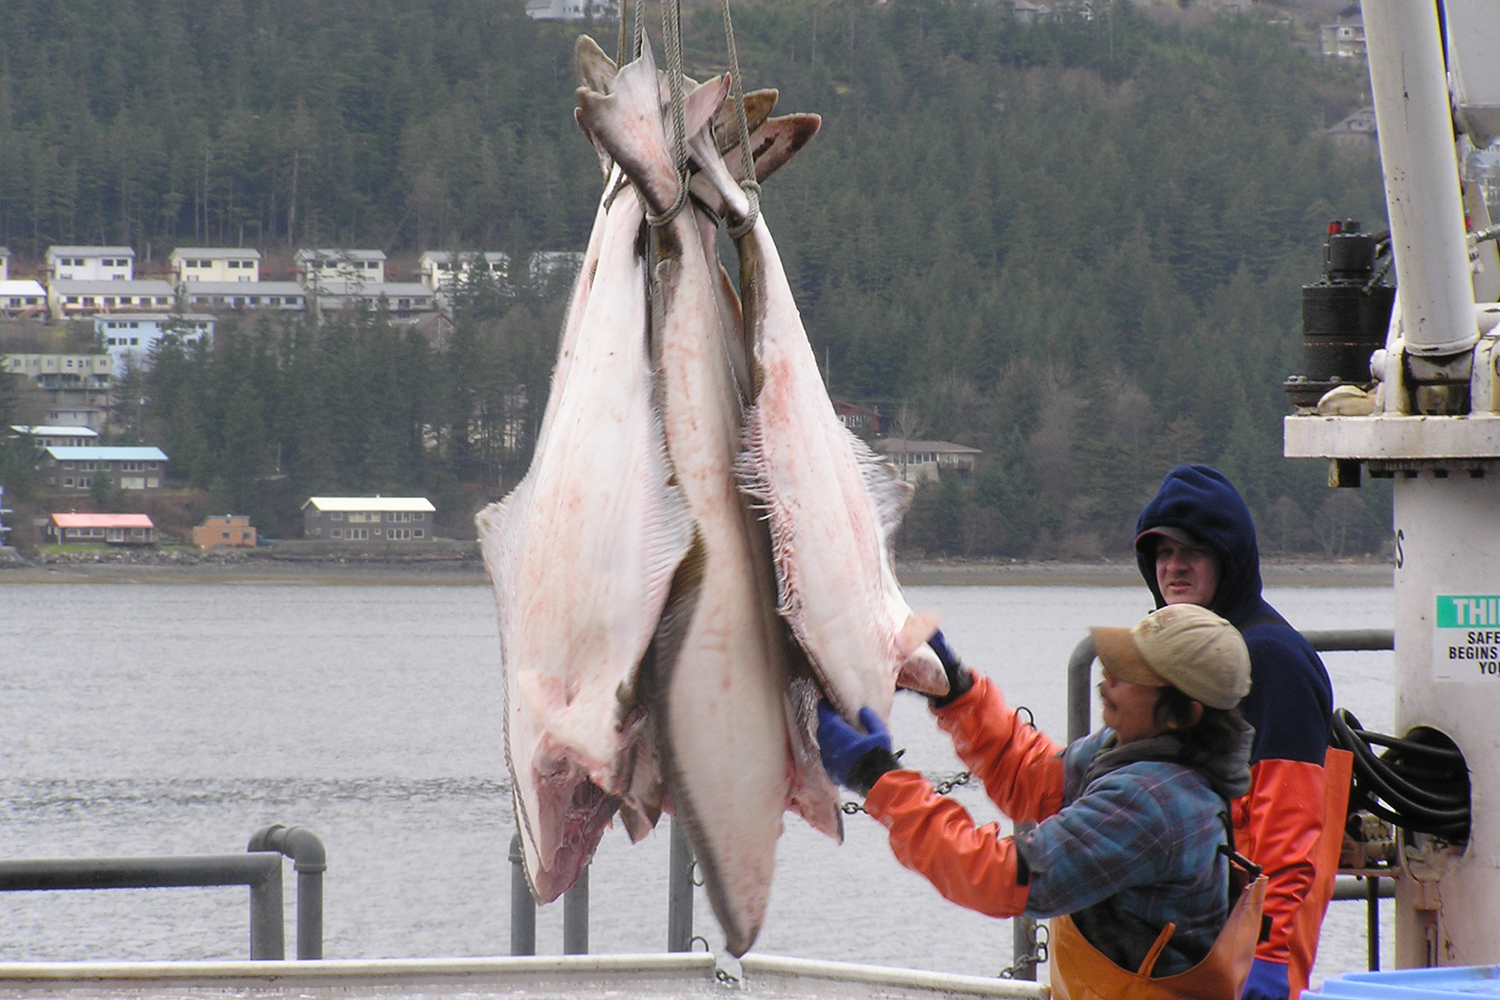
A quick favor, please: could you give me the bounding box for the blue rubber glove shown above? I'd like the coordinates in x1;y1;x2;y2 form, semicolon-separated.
1242;958;1289;1000
927;629;973;708
816;700;897;795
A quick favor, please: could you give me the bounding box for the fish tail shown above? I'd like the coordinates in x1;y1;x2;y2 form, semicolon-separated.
577;40;729;217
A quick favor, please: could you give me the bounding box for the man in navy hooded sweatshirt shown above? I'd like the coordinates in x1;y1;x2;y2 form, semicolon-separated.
1135;466;1346;1000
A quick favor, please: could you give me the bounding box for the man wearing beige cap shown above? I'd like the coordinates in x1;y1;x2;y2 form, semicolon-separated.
818;604;1259;994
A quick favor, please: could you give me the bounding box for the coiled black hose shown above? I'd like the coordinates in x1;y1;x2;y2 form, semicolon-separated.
1331;709;1471;842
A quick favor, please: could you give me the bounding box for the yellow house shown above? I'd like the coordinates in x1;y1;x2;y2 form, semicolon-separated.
170;247;263;284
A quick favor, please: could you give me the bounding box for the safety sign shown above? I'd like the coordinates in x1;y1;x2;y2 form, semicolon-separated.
1435;595;1500;680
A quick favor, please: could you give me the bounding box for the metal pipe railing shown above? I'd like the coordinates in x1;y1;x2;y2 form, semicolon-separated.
247;824;326;959
667;818;695;952
508;829;591;955
509;833;537;956
0;849;297;959
564;866;590;954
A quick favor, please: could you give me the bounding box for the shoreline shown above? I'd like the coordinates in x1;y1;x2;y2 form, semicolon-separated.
0;551;1395;587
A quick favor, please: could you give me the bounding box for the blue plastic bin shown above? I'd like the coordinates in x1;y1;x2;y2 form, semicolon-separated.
1307;966;1500;1000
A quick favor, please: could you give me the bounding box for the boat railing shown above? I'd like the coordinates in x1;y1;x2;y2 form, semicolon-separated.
0;823;324;960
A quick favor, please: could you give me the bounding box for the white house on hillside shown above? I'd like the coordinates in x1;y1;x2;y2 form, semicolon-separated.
310;281;435;318
0;280;47;317
418;251;510;293
48;279;176;320
170;247;262;284
873;438;982;484
295;249;387;288
181;281;307;312
46;246;135;282
525;0;618;19
0;246;9;280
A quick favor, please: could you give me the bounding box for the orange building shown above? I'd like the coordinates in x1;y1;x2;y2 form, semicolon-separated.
193;515;257;549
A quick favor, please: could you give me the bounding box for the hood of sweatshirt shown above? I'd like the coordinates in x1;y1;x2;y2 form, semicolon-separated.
1134;465;1265;626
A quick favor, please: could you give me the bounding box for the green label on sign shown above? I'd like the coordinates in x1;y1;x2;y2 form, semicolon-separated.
1436;596;1500;629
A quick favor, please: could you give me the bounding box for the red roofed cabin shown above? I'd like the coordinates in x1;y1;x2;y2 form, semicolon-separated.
48;513;157;545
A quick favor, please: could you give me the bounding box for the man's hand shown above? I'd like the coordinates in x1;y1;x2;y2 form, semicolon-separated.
816;700;898;795
927;629;974;708
1242;958;1289;1000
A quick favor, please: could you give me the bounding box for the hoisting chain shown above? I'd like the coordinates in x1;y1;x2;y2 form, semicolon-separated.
999;923;1049;979
840;770;971;815
837;706;1034;815
718;0;761;238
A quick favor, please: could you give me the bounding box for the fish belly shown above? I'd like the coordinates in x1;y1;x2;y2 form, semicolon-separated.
478;189;694;901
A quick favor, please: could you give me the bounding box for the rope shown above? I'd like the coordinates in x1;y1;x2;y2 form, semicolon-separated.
719;0;761;237
647;0;691;228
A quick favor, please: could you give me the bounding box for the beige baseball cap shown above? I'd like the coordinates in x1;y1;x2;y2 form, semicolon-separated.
1091;604;1251;710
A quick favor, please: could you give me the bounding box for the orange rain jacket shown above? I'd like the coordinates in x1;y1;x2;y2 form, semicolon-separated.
865;674;1249;977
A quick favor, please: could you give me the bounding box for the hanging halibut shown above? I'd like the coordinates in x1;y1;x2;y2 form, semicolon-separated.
579;45;799;959
693;139;950;727
475;159;695;904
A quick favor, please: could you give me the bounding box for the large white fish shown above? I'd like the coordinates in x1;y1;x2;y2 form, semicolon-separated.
579;48;803;959
693;140;949;727
475;140;695;903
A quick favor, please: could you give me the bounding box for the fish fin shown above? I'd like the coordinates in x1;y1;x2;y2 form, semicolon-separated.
894;612;950;696
575;34;617;93
649;531;707;694
580;41;729;218
849;430;913;544
648;534;769;957
683;73;732;146
735;408;801;629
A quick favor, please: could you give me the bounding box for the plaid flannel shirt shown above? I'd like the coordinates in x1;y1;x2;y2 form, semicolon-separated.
1017;729;1232;975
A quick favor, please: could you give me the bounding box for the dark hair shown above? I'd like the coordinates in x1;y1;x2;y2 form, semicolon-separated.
1153;687;1245;765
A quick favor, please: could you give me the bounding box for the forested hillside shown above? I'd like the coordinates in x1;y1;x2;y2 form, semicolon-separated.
0;1;1393;556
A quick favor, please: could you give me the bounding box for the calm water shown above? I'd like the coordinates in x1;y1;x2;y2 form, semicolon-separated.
0;581;1394;981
